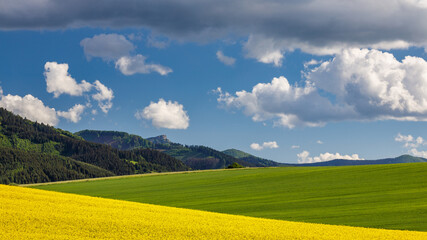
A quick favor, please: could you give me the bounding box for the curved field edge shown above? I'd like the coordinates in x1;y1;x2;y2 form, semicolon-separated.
33;163;427;231
1;185;426;240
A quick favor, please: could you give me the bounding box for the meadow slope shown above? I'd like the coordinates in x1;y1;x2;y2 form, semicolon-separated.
33;163;427;231
2;184;427;240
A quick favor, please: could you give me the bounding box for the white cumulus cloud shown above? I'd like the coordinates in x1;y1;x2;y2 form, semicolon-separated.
395;133;427;158
44;62;92;98
115;54;172;76
44;62;114;114
216;51;236;66
57;104;86;123
409;148;427;158
92;80;114;113
297;150;364;164
0;92;59;126
250;141;279;151
136;99;189;129
80;33;135;61
218;48;427;128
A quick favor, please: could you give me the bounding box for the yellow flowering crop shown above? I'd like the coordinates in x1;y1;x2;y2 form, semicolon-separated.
1;184;426;240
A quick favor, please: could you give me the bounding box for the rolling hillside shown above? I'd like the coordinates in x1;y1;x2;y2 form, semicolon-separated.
33;163;427;231
76;130;271;169
0;108;188;184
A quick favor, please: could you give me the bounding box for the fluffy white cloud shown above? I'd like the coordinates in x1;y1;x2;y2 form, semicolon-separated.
395;133;427;158
136;99;189;129
44;62;92;98
57;104;85;123
80;34;171;76
92;80;114;113
80;34;135;61
0;94;58;125
409;148;427;158
216;51;236;66
250;141;279;151
44;62;114;113
115;54;172;76
0;87;90;125
218;49;427;128
0;91;58;126
297;150;364;164
395;133;424;148
217;76;351;128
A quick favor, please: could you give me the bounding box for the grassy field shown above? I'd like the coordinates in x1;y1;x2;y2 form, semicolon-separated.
32;163;427;231
3;184;427;240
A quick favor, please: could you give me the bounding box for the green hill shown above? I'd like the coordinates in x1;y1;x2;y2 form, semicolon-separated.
75;130;155;150
76;130;257;170
222;149;252;158
33;163;427;231
0;108;188;184
222;148;284;167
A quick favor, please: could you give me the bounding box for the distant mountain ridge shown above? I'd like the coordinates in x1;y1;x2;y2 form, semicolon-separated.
296;155;427;166
76;130;281;169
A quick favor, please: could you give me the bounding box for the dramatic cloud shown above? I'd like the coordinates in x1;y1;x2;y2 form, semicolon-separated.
216;51;236;66
44;62;92;98
250;141;278;151
80;34;135;61
297;150;364;164
57;104;86;123
218;49;427;128
3;1;427;58
136;99;189;129
115;54;172;76
0;91;59;126
92;80;114;113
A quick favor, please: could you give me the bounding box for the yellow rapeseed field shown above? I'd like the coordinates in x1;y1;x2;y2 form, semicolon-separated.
1;184;426;240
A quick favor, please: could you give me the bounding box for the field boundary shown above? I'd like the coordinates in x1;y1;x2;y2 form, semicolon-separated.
20;167;272;187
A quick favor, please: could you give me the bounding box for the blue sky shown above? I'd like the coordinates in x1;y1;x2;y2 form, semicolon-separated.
2;1;427;163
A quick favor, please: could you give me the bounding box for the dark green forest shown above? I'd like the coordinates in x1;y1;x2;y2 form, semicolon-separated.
76;130;282;169
0;108;189;184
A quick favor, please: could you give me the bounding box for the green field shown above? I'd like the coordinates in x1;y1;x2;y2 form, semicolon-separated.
32;163;427;231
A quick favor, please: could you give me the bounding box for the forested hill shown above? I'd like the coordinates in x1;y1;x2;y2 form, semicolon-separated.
76;130;269;170
222;149;285;167
75;130;155;150
0;108;189;184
